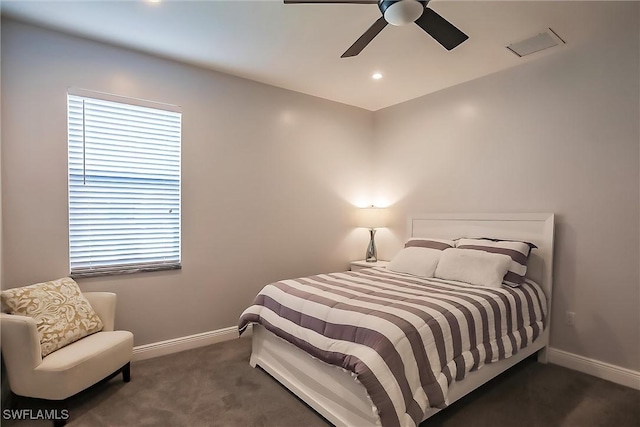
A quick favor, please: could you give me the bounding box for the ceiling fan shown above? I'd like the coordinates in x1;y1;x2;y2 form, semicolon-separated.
284;0;468;58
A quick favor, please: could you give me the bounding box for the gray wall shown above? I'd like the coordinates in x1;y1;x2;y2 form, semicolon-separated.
3;4;640;374
372;3;639;371
1;19;373;345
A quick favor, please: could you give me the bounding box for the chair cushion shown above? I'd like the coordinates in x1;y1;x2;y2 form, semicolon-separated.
34;331;134;400
1;278;103;357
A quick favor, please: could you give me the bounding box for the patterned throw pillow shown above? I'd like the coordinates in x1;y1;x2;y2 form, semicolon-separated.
1;277;103;357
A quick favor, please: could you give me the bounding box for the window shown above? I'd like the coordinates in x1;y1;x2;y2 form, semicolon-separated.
67;90;181;277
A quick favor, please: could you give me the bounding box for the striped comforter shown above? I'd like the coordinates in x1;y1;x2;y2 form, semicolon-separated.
238;268;547;427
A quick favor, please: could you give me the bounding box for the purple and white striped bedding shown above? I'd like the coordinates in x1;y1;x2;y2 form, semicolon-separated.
238;267;547;427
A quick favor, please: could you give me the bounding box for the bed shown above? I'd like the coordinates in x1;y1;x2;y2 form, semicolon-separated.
239;213;554;427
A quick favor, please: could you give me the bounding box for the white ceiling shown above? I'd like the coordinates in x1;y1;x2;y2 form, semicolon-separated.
0;0;620;111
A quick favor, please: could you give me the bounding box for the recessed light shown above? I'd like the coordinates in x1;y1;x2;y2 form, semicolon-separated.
147;0;161;3
372;72;383;80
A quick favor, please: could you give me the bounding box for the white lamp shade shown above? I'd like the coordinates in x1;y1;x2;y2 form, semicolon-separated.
358;206;389;229
384;0;424;26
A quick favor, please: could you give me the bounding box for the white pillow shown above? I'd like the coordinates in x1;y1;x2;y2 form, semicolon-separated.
456;238;533;287
434;248;512;288
388;247;442;278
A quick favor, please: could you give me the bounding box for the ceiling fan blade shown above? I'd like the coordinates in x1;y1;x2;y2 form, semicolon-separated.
341;17;388;58
284;1;377;4
414;7;468;51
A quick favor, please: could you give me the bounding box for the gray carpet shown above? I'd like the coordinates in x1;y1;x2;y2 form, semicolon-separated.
3;336;639;427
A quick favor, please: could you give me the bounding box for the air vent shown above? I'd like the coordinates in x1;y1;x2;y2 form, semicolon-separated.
506;28;566;57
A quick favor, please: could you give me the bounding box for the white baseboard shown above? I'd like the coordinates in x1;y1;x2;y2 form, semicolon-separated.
131;332;639;391
132;326;243;361
548;347;640;390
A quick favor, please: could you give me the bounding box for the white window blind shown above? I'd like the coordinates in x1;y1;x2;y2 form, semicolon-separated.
68;91;181;277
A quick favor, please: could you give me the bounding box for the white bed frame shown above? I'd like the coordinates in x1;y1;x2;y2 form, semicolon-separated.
249;213;555;426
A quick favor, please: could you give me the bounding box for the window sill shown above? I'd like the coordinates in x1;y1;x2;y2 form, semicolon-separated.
70;263;181;279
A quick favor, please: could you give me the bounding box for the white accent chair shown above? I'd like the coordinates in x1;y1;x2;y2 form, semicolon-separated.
1;292;133;426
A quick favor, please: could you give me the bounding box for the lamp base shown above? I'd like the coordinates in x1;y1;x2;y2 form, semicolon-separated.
365;228;377;262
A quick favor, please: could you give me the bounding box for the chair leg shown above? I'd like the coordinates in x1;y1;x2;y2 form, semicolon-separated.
7;391;19;409
48;399;68;427
122;362;131;383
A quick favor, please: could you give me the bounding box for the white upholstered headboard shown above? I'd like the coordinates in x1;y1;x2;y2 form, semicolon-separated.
410;213;555;301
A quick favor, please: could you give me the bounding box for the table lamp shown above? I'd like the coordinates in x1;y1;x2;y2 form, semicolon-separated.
358;206;388;262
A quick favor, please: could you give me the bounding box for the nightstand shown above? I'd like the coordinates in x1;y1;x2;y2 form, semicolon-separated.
350;260;390;271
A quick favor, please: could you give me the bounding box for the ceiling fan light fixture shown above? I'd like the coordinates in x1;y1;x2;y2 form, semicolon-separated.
288;0;466;58
380;0;425;26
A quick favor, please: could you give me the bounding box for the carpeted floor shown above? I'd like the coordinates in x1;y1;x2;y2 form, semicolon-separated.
3;336;639;427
